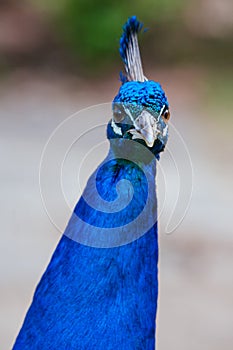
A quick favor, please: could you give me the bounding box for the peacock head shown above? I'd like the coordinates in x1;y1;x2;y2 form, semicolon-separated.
107;16;170;158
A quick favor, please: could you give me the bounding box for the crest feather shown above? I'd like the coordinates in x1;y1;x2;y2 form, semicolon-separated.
119;16;146;83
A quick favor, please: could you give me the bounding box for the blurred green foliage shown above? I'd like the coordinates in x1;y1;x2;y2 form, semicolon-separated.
29;0;232;72
35;0;185;68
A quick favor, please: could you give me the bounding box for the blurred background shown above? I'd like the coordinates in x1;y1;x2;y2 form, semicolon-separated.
0;1;233;349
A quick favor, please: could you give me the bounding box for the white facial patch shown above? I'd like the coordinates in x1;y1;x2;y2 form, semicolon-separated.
111;119;122;136
163;124;168;137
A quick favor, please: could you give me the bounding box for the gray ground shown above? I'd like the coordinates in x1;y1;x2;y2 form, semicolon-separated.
0;68;232;349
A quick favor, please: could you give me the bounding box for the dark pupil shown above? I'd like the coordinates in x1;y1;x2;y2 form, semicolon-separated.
164;110;169;119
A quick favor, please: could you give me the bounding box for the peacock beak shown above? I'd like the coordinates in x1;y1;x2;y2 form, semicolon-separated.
128;110;160;148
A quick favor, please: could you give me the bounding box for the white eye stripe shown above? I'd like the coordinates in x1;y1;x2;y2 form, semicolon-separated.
158;104;166;119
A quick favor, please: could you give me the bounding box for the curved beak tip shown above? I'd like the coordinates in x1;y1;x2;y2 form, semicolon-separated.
145;140;155;148
140;130;156;148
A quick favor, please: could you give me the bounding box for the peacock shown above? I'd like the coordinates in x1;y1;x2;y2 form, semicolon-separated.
13;16;170;350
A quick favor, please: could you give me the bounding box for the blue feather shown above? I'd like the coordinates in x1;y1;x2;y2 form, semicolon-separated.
119;16;145;82
113;81;169;111
119;15;143;64
13;156;159;349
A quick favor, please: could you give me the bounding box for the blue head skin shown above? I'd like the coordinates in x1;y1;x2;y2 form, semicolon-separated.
107;16;170;160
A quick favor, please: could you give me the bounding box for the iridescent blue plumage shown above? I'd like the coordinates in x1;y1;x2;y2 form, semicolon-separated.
119;16;145;82
114;80;168;113
13;156;159;349
13;16;170;350
119;15;143;65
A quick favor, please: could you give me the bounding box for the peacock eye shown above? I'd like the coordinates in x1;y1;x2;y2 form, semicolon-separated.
162;109;170;122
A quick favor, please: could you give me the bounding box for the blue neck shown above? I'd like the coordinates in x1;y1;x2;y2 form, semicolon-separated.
71;139;158;248
13;140;160;350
